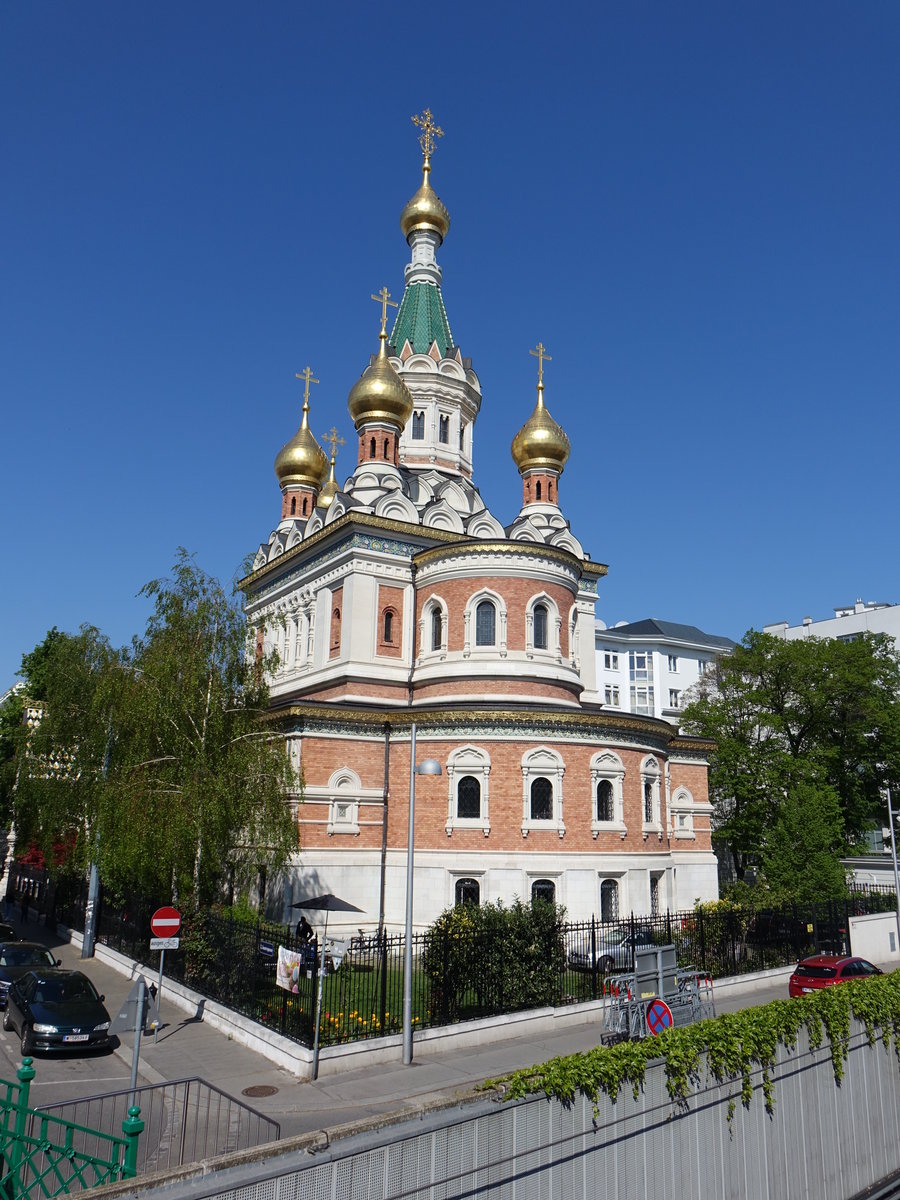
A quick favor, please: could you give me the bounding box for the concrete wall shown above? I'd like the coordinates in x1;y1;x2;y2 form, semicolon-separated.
849;910;900;964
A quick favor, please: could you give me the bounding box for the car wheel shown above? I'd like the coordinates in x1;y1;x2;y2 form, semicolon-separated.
599;955;615;974
2;1008;12;1032
21;1024;33;1055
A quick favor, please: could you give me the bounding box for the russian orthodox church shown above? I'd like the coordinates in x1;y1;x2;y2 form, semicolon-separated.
242;112;718;930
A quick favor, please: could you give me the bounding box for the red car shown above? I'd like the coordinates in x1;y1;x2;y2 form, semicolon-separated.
788;954;882;998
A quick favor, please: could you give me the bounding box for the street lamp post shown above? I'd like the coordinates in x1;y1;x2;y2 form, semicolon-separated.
402;722;442;1066
885;785;900;955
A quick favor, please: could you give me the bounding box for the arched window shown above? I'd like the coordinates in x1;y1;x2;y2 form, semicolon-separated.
383;611;393;643
369;437;376;459
600;879;619;922
457;775;480;820
302;496;308;515
536;480;542;501
412;411;425;439
475;600;496;646
533;603;548;650
459;423;466;451
530;777;553;821
431;608;442;651
290;496;296;515
455;878;480;907
439;414;449;444
383;438;389;458
596;779;613;822
644;781;653;824
531;879;555;905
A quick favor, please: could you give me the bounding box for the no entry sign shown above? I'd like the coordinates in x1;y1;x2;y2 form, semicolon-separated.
150;906;181;938
645;998;674;1036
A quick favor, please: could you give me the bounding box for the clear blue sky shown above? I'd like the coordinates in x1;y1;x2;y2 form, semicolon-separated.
2;2;898;685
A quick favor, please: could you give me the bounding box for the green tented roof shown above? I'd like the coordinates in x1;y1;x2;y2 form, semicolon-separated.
390;282;454;356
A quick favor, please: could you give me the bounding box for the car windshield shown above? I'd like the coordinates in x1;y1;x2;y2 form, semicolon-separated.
34;977;98;1004
795;965;836;979
0;948;53;968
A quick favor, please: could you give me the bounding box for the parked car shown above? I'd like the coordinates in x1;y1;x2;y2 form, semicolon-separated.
568;925;655;973
0;943;61;1009
3;968;111;1054
788;955;882;998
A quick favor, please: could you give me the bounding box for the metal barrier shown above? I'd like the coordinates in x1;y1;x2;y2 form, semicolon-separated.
600;944;715;1043
35;1077;279;1175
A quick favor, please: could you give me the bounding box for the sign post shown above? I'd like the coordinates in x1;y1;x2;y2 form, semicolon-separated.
109;976;161;1106
149;906;181;1033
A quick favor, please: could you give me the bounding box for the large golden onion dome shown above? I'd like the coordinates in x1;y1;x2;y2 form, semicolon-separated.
317;450;340;509
511;352;570;474
400;163;450;242
347;299;414;430
274;380;328;490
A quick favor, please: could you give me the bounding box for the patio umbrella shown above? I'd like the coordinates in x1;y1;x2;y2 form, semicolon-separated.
292;894;364;1079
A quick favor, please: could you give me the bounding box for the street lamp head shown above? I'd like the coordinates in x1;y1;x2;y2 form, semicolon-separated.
415;759;442;776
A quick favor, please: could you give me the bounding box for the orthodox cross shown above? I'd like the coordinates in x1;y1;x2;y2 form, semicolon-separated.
371;287;398;335
529;343;552;389
411;109;444;161
322;426;346;462
295;366;319;413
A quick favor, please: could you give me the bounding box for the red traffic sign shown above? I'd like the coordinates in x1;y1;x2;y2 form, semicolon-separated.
150;906;182;938
645;998;674;1036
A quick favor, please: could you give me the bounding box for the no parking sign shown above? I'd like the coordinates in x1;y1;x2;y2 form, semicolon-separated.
645;998;674;1036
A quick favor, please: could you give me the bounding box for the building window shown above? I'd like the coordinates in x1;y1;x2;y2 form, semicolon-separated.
383;611;394;643
667;655;678;671
697;659;709;675
457;775;481;820
431;608;442;651
475;601;496;646
530;777;553;821
596;779;614;822
533;603;548;650
600;878;619;922
459;423;466;451
412;411;425;439
650;873;661;916
604;686;619;706
290;496;296;515
668;689;680;708
531;879;556;905
536;481;542;501
604;652;619;670
629;651;652;681
439;414;450;444
631;685;654;714
302;497;308;515
383;438;389;458
369;437;376;459
330;608;341;652
643;782;653;823
641;756;661;831
455;878;480;906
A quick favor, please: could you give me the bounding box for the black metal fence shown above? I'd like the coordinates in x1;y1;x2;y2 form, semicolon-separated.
17;868;900;1051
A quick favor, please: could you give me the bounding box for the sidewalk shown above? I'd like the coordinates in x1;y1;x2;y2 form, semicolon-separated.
7;911;794;1141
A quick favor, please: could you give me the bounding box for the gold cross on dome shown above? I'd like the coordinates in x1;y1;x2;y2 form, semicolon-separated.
295;366;319;409
371;287;398;335
412;109;444;161
529;343;552;387
322;426;346;460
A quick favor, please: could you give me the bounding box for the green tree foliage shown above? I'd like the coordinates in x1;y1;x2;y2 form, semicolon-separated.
681;630;900;887
421;898;566;1021
12;552;297;907
759;782;848;904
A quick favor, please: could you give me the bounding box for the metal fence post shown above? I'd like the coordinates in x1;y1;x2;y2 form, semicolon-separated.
10;1057;35;1196
698;906;706;972
590;917;598;1000
121;1105;145;1179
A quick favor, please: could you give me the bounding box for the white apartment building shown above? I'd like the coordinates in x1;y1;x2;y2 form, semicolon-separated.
764;598;900;645
595;619;735;725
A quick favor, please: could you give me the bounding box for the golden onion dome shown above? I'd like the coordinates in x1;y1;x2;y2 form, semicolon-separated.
511;388;571;475
400;161;450;243
318;454;339;509
347;317;414;431
274;391;328;490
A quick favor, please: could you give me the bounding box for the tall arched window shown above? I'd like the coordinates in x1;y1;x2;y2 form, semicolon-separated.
531;879;555;905
412;411;425;439
383;611;393;643
596;779;613;822
431;608;442;651
290;496;296;515
533;603;548;650
369;437;376;459
439;414;449;443
457;775;480;820
455;878;480;907
383;438;389;458
644;781;654;824
600;878;619;922
530;777;553;821
536;480;542;501
475;600;496;646
302;497;308;515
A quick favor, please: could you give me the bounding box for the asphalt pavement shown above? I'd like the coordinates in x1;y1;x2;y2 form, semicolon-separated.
0;908;808;1142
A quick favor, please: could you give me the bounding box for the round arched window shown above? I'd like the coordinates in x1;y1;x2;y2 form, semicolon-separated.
455;878;480;907
531;879;555;905
457;775;480;820
533;603;548;650
530;777;553;821
596;779;613;822
475;600;496;647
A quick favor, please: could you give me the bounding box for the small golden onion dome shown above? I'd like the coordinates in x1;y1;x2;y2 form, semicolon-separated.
347;332;414;431
274;403;328;491
400;162;450;242
318;454;339;509
511;390;571;475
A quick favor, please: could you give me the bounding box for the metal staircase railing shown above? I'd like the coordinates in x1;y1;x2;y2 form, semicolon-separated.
0;1058;143;1198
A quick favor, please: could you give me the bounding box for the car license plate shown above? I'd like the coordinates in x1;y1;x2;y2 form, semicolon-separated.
63;1034;89;1042
802;987;813;993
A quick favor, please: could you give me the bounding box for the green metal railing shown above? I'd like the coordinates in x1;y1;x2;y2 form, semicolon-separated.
0;1059;143;1198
